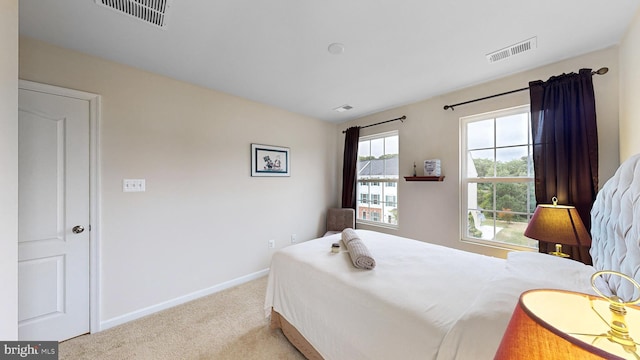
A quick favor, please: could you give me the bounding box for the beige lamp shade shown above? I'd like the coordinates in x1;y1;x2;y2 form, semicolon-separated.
495;289;640;359
524;204;591;247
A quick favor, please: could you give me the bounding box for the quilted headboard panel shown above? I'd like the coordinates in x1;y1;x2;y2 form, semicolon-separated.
590;153;640;301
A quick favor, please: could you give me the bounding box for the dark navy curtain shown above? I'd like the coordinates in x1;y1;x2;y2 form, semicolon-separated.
529;69;598;264
341;127;360;211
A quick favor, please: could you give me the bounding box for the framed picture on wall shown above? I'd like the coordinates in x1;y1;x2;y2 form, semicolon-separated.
251;143;290;177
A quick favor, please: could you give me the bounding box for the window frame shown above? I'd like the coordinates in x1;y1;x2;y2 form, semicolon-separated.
356;130;399;229
459;105;537;251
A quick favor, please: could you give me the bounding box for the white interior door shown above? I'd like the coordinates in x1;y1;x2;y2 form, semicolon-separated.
18;87;90;341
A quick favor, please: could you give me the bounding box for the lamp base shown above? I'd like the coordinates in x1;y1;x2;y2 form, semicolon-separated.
549;243;570;258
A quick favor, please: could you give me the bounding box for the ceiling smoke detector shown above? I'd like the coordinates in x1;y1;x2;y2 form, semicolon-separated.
95;0;173;29
333;104;353;112
487;37;537;64
328;43;345;55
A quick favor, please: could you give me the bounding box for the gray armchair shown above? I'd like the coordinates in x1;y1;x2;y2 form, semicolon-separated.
324;208;355;236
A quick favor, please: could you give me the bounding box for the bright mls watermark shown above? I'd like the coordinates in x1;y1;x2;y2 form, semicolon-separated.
0;342;57;359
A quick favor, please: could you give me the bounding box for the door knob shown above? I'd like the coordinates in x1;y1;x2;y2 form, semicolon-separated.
72;225;85;234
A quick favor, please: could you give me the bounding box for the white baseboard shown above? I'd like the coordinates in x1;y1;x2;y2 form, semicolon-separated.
99;268;270;331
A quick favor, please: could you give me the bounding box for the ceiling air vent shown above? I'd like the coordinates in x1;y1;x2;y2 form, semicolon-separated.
95;0;173;29
486;37;537;64
334;104;354;113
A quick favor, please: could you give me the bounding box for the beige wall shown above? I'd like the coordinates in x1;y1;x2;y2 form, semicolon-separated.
338;47;620;259
0;0;19;340
619;9;640;161
11;9;637;334
19;37;338;326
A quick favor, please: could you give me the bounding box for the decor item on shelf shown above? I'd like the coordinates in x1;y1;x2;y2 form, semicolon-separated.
495;270;640;359
251;143;290;177
424;159;441;176
523;197;591;258
413;162;417;177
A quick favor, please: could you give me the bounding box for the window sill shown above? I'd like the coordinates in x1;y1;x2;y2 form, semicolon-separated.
356;220;399;231
460;237;538;252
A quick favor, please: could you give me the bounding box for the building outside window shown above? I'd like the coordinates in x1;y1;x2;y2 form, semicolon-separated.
385;195;397;207
357;131;399;227
460;105;537;250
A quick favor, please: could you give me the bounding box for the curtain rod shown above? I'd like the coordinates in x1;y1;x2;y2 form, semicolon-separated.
442;67;609;111
342;115;406;133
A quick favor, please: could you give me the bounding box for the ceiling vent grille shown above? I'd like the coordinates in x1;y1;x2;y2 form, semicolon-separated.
95;0;172;29
334;104;354;113
487;37;537;64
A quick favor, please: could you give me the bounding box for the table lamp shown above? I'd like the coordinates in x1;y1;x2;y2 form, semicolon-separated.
524;197;591;257
495;271;640;359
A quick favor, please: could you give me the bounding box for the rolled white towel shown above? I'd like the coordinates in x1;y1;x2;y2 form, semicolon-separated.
341;229;376;270
341;228;359;244
346;238;376;270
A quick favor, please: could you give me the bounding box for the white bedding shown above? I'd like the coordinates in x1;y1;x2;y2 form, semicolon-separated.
264;230;597;360
436;251;596;360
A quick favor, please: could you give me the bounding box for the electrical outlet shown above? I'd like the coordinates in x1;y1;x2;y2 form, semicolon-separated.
268;239;275;249
291;234;297;243
123;179;146;192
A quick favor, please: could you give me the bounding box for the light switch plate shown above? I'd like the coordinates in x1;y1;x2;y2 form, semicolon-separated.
123;179;146;192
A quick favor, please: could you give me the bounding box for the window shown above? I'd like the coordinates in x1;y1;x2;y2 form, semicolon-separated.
385;195;397;207
357;131;399;227
460;105;537;250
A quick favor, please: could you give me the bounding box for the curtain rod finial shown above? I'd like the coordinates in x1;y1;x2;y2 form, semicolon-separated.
594;67;608;75
443;105;454;111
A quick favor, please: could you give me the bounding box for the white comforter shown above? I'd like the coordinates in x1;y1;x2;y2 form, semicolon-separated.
264;230;596;360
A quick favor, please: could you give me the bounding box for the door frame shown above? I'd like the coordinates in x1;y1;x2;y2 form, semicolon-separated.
18;79;102;334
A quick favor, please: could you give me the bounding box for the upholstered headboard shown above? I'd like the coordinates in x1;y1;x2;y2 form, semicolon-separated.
590;153;640;301
325;208;355;234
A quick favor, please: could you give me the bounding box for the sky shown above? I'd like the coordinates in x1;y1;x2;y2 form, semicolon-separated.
359;134;399;158
467;112;531;162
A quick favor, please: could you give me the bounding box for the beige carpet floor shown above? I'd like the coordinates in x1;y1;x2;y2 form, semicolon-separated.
60;276;306;360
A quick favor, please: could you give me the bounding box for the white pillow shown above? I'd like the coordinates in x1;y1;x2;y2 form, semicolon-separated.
438;255;596;360
506;251;597;294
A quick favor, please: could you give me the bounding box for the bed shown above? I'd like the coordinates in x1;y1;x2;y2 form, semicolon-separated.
264;153;640;360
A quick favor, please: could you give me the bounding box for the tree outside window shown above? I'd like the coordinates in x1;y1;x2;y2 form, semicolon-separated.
461;106;537;250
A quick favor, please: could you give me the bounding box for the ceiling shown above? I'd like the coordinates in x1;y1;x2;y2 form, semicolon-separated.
18;0;640;123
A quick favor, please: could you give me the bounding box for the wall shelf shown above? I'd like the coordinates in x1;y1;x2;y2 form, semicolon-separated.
404;176;445;182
